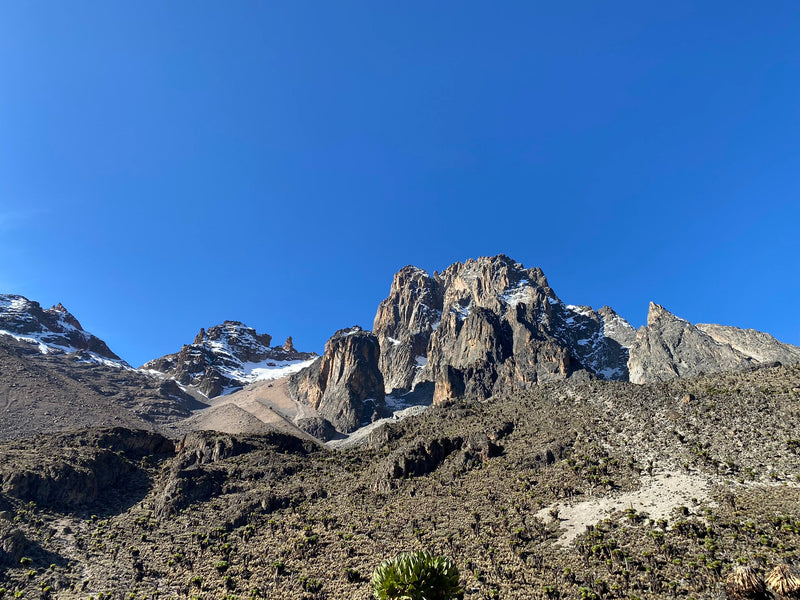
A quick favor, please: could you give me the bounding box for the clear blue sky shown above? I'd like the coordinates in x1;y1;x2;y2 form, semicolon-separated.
1;2;799;366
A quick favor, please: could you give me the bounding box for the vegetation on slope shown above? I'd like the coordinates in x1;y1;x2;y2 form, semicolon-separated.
1;363;799;599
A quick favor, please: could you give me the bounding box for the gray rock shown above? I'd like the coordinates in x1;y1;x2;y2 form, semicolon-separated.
696;323;800;366
373;266;443;394
142;321;316;398
373;255;635;404
295;417;337;442
628;303;754;383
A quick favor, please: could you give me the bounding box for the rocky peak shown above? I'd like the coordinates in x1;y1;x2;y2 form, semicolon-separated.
373;266;444;393
288;327;385;433
193;321;274;363
627;303;800;384
0;293;122;363
646;301;687;328
373;255;634;403
627;303;754;384
283;336;295;352
597;305;638;348
142;321;316;398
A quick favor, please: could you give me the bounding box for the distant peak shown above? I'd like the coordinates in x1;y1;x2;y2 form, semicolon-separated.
646;302;691;328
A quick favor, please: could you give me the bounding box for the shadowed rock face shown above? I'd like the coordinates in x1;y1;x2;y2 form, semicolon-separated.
142;321;315;398
372;255;635;403
288;327;385;433
628;303;800;384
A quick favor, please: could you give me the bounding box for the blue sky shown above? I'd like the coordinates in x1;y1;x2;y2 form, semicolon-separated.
1;2;799;366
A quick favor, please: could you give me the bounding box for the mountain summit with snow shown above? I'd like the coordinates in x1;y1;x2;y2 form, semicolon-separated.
0;294;125;366
142;321;317;398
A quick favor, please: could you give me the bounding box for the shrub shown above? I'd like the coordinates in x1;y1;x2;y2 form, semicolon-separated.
371;550;462;600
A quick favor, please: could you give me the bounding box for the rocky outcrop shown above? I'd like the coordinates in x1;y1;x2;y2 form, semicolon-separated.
142;321;316;398
373;267;444;393
155;431;316;518
295;417;337;442
628;303;754;383
0;294;122;363
0;428;173;509
628;304;800;384
696;323;800;366
288;327;386;433
373;255;635;403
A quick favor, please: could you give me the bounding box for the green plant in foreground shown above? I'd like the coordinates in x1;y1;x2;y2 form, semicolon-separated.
372;550;462;600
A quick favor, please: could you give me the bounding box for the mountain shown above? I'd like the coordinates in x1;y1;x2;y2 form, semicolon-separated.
0;294;124;366
4;257;800;444
142;321;318;398
288;326;386;433
3;258;800;598
627;303;800;383
373;255;636;403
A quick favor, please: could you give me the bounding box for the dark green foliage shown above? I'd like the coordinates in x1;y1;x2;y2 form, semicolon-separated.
372;550;462;600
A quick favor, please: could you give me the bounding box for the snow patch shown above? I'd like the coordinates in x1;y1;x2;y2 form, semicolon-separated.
451;303;470;321
216;356;320;386
566;305;594;318
500;279;532;307
0;329;131;369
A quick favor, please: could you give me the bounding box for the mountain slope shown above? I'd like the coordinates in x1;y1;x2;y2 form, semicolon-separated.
1;363;799;598
0;336;204;441
628;303;800;383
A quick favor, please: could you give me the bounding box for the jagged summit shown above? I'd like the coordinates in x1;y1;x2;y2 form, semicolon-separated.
373;255;635;403
628;302;800;383
142;321;317;398
0;293;124;366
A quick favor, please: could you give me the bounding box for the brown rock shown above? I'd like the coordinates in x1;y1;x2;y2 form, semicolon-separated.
374;255;632;404
288;327;385;433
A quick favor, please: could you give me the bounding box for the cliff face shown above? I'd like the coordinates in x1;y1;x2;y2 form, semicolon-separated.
373;266;444;394
288;327;385;433
373;255;635;403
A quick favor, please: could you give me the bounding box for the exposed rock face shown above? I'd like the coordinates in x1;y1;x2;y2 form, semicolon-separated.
628;303;754;383
295;417;337;442
696;323;800;366
142;321;316;398
628;304;800;384
288;327;386;433
0;294;122;363
373;255;635;403
373;267;444;393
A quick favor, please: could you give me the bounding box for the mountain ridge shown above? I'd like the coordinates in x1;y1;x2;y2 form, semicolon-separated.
2;254;800;442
